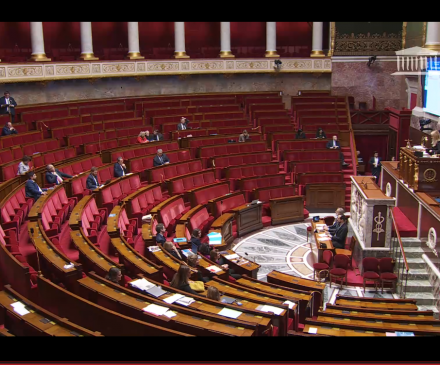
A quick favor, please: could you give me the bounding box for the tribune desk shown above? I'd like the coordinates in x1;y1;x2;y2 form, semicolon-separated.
230;202;263;237
311;219;334;263
219;249;260;278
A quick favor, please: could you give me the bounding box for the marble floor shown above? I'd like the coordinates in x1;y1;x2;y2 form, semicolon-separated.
232;212;398;305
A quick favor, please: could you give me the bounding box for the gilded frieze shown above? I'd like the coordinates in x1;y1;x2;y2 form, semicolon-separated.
8;66;43;77
146;63;179;72
102;63;135;73
56;65;90;75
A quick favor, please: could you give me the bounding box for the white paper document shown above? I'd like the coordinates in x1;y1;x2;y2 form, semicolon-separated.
10;302;30;316
258;305;284;315
224;254;239;260
218;307;243;319
142;304;170;316
176;296;195;306
283;300;296;309
163;310;177;318
308;327;318;334
206;265;222;273
163;294;184;304
148;246;161;252
131;278;156;291
385;332;397;336
318;234;329;238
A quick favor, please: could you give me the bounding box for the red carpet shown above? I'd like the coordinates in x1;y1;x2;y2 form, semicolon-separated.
329;258;379;287
392;207;417;237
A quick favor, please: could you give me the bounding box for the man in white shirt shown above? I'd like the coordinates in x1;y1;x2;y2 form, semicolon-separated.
0;91;17;123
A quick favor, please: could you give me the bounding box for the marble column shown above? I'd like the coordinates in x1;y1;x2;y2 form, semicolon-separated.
126;22;144;59
311;22;325;57
219;22;234;58
173;22;189;58
79;22;99;60
265;22;279;58
425;22;440;52
29;22;51;62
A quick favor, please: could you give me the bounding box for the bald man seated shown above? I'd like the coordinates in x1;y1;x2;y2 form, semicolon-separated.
45;164;73;185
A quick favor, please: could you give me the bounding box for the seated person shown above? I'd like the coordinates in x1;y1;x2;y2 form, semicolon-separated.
209;249;241;280
199;242;211;259
45;164;72;185
239;129;250;142
426;130;440;155
137;131;149;144
295;129;306;139
316;127;326;139
206;286;221;301
105;267;122;286
114;157;127;178
153;149;170;167
177;117;190;130
187;253;210;283
326;135;349;167
25;171;47;202
330;214;348;249
148;129;163;141
2;122;17;136
190;228;202;254
86;166;100;190
324;207;345;234
155;223;166;246
17;155;32;176
170;265;199;295
163;241;183;260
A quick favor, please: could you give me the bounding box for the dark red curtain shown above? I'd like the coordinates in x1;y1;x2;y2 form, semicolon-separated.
355;135;389;172
43;22;80;59
231;22;266;57
91;22;128;59
139;22;174;59
185;22;220;58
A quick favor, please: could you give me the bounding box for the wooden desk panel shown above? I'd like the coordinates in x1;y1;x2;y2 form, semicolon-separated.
269;195;304;225
335;298;418;311
312;219;334;262
230;203;263;237
303;324;384;336
219;249;260;279
78;276;256;336
305;183;345;210
0;285;102;336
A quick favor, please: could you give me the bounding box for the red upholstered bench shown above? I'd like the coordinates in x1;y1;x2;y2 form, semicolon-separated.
211;192;246;218
239;174;286;201
58;156;103;177
118;208;138;245
167;170;217;196
158;197;191;236
22;139;61;157
190;182;231;206
188;206;215;236
148;159;203;183
212;151;272;179
0;186;34;236
107;141;179;163
225;162;281;191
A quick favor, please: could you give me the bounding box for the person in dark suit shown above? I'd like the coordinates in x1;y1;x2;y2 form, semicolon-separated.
295;129;306;139
105;267;122;286
114;157;127;178
177;117;190;130
148;129;164;141
190;228;202;254
326;135;349;167
45;164;72;185
155;223;166;246
331;215;349;249
86;167;100;190
0;92;17;123
25;171;47;202
153;149;170;167
163;241;183;260
210;249;241;280
426;130;440;155
170;265;199;295
325;207;345;234
316;128;326;139
2;122;17;136
369;151;382;182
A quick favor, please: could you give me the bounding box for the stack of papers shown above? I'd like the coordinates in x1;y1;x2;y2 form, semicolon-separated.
318;233;329;238
142;304;170;316
316;224;326;229
130;278;156;291
206;265;222;273
308;327;318;334
142;214;152;222
10;301;30;316
181;249;193;257
148;246;161;252
256;305;284;315
224;253;239;260
146;286;167;298
163;310;177;318
218;307;242;319
283;300;296;309
163;294;184;304
176;296;195;306
237;260;249;266
207;232;222;245
63;262;75;269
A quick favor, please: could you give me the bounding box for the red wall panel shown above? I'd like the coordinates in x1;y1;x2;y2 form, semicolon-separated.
0;22;31;49
92;22;128;58
277;22;312;57
231;22;266;47
138;22;174;58
185;22;220;58
43;22;80;51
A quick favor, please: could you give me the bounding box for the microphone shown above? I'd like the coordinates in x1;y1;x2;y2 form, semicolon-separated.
30;227;42;275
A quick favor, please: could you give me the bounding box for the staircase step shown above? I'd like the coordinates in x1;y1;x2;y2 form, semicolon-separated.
404;280;433;293
400;238;423;248
402;292;437;306
401;246;430;258
416;305;439;318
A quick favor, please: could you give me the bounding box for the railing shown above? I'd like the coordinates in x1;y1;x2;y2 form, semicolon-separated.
345;97;358;175
350;110;390;125
389;207;410;298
